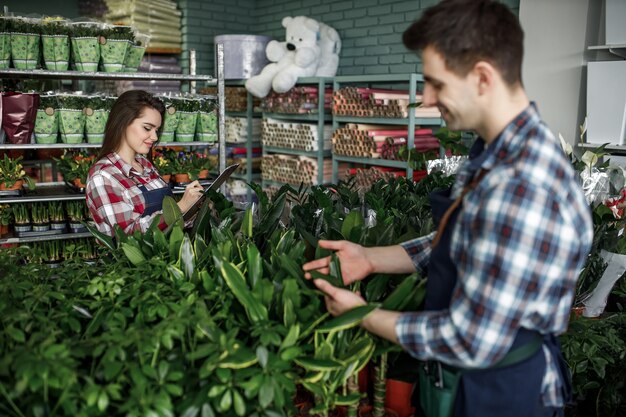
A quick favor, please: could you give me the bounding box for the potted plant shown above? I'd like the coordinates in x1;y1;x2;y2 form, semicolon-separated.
0;203;12;235
171;150;195;184
41;17;71;71
175;97;200;142
196;96;218;142
34;93;58;144
158;95;179;142
30;202;50;232
192;151;212;180
54;150;95;189
11;203;30;233
0;16;10;69
124;32;150;72
99;24;133;72
56;94;86;144
41;240;62;267
8;17;41;69
48;201;66;231
153;152;174;183
84;95;110;143
65;200;86;232
70;21;101;72
0;154;35;191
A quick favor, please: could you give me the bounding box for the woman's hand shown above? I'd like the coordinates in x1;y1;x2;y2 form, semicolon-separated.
302;239;374;285
176;180;204;213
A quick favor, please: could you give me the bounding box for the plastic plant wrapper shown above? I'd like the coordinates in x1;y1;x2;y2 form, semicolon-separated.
42;34;70;70
70;22;102;72
175;99;199;142
159;96;179;141
1;92;39;144
583;250;626;317
34;94;58;144
426;155;467;177
84;96;109;143
124;32;150;72
0;32;9;69
57;95;86;144
100;39;130;72
196;97;217;142
10;32;40;69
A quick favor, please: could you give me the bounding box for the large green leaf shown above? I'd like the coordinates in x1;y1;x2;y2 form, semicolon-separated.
381;273;419;310
220;261;268;323
85;221;116;252
246;244;262;288
341;211;364;242
294;357;344;371
162;195;183;227
316;304;379;333
178;234;195;279
241;207;253;238
169;226;184;261
122;243;146;266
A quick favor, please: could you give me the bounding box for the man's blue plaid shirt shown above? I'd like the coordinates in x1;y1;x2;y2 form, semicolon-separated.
397;104;593;406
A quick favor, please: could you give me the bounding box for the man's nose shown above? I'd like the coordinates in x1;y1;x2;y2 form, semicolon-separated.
422;84;437;107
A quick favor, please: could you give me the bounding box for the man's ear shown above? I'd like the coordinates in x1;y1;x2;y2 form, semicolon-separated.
473;61;496;95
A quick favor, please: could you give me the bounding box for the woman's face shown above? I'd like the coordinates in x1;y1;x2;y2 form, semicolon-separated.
121;107;162;155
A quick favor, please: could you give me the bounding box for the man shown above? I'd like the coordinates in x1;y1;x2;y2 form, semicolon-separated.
302;1;593;416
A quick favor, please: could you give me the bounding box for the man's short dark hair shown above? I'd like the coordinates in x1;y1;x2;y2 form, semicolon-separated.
403;0;524;86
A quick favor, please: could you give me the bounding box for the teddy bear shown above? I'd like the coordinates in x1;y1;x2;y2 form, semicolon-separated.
245;16;341;98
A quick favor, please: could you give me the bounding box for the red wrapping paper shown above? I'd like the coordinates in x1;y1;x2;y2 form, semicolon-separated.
2;92;40;144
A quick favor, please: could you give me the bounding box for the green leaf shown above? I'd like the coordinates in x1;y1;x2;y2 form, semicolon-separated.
381;273;418;310
294;357;344;371
97;391;109;412
169;226;184;261
122;243;146;265
162;195;183;227
178;234;195;279
7;326;26;343
259;382;274;408
242;207;253;238
341;211;364;241
218;347;258;369
85;222;116;252
233;389;246;416
220;261;268;323
279;346;302;361
316;304;379;333
335;393;361;406
309;270;343;289
219;389;232;411
247;244;262;288
208;385;227;398
256;346;268;369
280;324;300;351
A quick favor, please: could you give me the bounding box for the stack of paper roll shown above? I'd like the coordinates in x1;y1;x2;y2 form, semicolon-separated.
104;0;182;50
262;118;332;151
261;87;332;114
333;87;441;119
201;86;262;112
262;155;332;185
332;124;440;160
345;166;429;194
226;117;262;143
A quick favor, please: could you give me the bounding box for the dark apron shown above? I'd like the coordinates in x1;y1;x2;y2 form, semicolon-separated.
135;180;174;218
415;143;571;417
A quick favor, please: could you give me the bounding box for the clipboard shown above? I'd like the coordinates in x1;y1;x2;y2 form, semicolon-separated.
181;163;240;223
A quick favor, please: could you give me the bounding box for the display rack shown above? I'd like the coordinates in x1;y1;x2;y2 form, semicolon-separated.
0;50;225;244
578;142;626;155
330;73;443;183
261;77;333;189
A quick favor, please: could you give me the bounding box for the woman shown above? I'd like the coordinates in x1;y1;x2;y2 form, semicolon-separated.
86;90;204;237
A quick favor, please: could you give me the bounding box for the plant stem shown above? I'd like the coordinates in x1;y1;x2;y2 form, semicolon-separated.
373;352;387;417
0;382;26;417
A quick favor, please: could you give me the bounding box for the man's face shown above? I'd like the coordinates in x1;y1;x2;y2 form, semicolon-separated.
421;46;479;131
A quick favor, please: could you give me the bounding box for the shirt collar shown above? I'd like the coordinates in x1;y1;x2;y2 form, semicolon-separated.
106;152;153;178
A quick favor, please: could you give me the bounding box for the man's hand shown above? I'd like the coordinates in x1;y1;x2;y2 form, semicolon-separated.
303;240;374;285
314;279;366;316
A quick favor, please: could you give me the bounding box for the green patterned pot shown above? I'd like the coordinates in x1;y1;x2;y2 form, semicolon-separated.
10;32;40;69
100;39;129;72
71;37;99;72
196;111;217;142
34;109;58;144
58;109;85;143
123;45;146;72
42;34;70;71
175;111;198;142
0;33;10;69
161;109;179;142
85;109;108;143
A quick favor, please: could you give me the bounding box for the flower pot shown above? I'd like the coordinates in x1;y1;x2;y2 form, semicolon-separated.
175;173;190;183
32;222;50;232
161;174;171;183
58;109;85;143
0;180;23;191
100;38;130;72
44;259;63;269
175;111;198;142
0;32;10;69
69;221;86;233
196;110;217;142
71;37;100;72
34;108;59;144
13;223;31;233
10;32;40;69
73;178;86;188
124;44;146;72
50;221;67;231
85;108;108;143
198;169;209;179
384;379;414;417
0;224;8;236
161;109;179;142
42;34;70;71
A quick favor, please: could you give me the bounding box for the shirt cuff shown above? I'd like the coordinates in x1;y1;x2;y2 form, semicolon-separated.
400;232;435;274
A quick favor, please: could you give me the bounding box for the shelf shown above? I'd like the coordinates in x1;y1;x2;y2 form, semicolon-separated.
263;146;331;158
333;116;442;126
578;142;626;155
226;111;262;118
0;183;85;204
0;68;214;82
0;231;93;245
263;112;332;122
334;74;425;83
333;155;408;168
232;173;262;181
225;141;262;147
588;44;626;59
0;141;216;150
145;47;183;55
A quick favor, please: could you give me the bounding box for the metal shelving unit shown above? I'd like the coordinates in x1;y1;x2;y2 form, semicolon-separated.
578;142;626;155
0;52;225;244
331;73;443;183
262;77;334;188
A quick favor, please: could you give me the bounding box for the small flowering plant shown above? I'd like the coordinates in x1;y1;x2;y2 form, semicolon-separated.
54;150;96;187
0;154;35;190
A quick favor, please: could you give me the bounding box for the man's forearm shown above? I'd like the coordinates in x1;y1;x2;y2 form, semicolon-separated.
366;245;416;275
362;308;402;344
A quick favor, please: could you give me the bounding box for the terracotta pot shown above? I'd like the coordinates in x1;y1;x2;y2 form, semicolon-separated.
359;362;372;393
175;173;190;183
161;174;171;183
73;178;86;188
385;379;415;417
198;169;209;179
0;224;8;235
0;180;23;190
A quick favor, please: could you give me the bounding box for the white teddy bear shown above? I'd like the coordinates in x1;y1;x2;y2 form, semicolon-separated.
245;16;341;98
